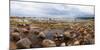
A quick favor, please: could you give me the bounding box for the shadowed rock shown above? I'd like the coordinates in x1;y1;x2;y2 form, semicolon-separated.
10;32;20;42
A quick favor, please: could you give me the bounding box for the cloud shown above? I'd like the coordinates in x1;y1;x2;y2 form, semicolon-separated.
10;1;94;18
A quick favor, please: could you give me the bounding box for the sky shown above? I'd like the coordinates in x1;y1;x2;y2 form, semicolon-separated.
10;0;95;18
10;0;95;5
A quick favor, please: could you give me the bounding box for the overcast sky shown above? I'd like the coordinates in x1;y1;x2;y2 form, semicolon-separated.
10;0;95;5
10;0;94;18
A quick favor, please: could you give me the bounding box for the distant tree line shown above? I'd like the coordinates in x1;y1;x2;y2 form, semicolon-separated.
76;17;94;19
